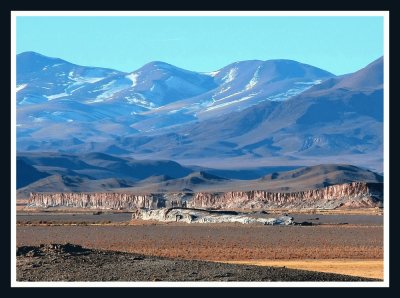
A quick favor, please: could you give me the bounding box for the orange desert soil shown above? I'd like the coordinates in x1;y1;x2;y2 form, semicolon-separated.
17;223;383;261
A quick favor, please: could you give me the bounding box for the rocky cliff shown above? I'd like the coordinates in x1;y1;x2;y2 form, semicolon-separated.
28;192;167;209
188;182;383;209
28;182;383;210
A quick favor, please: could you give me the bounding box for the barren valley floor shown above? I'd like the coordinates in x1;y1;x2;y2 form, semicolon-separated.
16;209;384;281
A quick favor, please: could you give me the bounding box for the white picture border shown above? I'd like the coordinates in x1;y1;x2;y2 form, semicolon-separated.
10;10;390;287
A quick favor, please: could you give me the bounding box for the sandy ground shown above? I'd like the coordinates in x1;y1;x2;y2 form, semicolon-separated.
16;210;383;225
17;212;132;223
16;210;384;280
17;224;383;259
223;259;383;279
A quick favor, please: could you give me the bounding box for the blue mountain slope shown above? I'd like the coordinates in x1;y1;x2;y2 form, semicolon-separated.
16;53;383;171
16;52;333;136
112;58;383;171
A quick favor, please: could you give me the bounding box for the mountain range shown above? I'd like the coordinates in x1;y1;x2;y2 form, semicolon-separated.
16;52;383;173
16;151;382;198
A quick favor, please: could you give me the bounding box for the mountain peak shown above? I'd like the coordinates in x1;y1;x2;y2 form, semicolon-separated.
17;51;68;74
17;51;66;63
138;61;207;77
18;51;48;57
142;61;175;70
305;56;383;94
16;53;383;172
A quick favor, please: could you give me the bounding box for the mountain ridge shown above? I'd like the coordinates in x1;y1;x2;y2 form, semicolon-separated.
17;156;383;198
16;53;383;172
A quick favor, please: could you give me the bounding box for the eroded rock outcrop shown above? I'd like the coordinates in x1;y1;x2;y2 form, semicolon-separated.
188;182;383;209
132;207;294;225
27;182;383;210
28;192;168;209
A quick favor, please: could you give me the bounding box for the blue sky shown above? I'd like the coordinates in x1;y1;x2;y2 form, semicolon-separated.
16;16;383;75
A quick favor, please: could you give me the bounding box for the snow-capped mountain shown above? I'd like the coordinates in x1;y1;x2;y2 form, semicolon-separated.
16;52;333;130
134;59;333;131
17;51;123;106
16;52;383;171
17;52;217;112
124;57;383;171
16;52;221;147
199;59;332;114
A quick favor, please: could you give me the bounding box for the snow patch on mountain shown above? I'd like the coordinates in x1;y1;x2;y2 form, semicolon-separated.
70;85;85;93
205;94;256;112
222;68;238;84
126;73;139;87
61;72;106;95
96;86;127;100
16;84;27;92
125;94;156;109
68;71;105;84
85;98;104;104
70;76;104;84
46;92;69;101
82;77;105;84
93;80;115;92
267;80;323;101
245;66;261;91
167;109;182;114
214;90;246;102
18;97;32;105
90;80;131;101
205;70;220;77
29;116;45;123
217;86;231;95
294;79;323;85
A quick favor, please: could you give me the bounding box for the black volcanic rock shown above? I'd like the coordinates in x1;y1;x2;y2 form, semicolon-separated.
17;244;378;281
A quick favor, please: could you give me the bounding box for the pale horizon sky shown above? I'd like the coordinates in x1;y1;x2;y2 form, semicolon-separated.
16;16;383;75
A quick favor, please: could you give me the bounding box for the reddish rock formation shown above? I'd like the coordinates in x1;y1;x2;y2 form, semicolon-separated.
28;182;383;210
28;193;166;209
188;182;383;209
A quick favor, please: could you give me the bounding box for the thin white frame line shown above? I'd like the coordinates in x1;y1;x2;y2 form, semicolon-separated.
10;11;389;287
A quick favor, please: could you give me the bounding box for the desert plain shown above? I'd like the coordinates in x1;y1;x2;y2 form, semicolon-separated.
16;207;383;281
